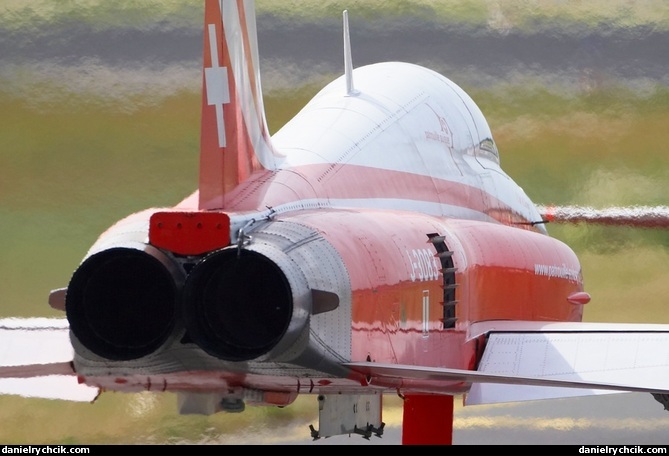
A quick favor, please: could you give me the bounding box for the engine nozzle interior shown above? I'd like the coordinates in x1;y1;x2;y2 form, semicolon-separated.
65;247;181;361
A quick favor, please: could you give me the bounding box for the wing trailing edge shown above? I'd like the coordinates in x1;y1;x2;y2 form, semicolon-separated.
346;320;669;407
0;318;100;402
537;204;669;228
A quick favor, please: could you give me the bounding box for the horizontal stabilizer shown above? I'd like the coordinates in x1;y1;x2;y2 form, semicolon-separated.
468;323;669;405
346;361;669;397
346;321;669;406
0;318;99;402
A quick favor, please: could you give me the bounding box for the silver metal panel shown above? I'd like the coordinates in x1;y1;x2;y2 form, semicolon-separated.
316;393;383;438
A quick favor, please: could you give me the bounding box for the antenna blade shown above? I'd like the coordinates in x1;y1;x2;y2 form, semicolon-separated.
343;10;357;96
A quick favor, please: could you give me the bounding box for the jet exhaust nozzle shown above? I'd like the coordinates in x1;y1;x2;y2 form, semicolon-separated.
182;247;309;362
65;245;183;361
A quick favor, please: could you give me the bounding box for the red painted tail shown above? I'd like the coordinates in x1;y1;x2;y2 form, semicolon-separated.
199;0;277;210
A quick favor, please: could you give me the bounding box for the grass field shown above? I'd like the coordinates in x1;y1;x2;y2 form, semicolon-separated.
3;0;668;30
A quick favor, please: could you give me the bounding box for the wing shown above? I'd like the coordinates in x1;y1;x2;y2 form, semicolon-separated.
0;318;100;402
537;205;669;228
346;320;669;406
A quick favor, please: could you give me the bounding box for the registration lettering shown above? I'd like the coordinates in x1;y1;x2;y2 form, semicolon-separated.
406;248;441;282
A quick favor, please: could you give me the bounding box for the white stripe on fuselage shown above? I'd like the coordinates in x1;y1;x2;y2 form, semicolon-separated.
227;197;502;239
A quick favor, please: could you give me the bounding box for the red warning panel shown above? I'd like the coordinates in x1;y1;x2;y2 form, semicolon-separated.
149;211;231;256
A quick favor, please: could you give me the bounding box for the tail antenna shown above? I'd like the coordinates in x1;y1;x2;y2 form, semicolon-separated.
343;10;359;96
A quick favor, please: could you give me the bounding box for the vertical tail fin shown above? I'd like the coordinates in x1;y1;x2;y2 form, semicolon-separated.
199;0;277;210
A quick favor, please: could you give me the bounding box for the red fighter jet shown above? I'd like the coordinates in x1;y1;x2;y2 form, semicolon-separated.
3;0;669;446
